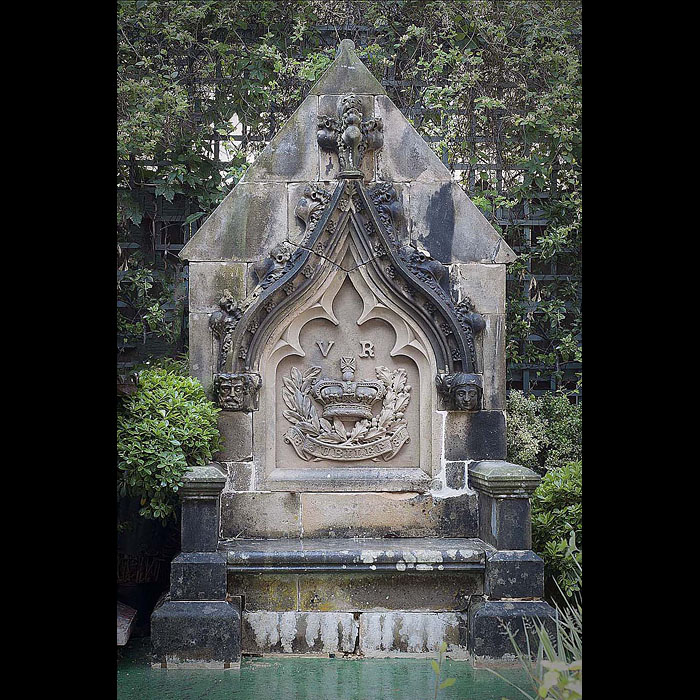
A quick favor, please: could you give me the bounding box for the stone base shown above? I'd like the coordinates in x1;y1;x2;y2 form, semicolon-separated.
485;550;544;599
170;552;227;601
151;599;242;669
224;537;489;613
467;598;557;660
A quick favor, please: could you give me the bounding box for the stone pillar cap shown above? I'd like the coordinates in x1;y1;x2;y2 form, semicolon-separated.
181;463;226;497
468;460;541;498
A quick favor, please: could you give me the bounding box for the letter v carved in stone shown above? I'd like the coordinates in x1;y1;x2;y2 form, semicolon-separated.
316;341;335;357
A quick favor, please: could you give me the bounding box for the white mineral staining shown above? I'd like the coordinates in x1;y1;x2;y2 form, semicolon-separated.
304;613;320;648
247;611;281;650
414;550;443;563
360;550;383;564
361;613;459;655
248;612;357;653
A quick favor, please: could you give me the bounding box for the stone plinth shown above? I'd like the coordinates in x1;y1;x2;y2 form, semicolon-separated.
151;464;242;668
469;461;540;550
468;598;557;661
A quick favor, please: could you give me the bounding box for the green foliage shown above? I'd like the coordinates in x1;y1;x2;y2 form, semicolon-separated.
506;390;581;475
133;352;190;377
506;390;581;601
430;641;456;698
117;262;184;347
117;0;581;378
117;367;221;523
532;461;582;601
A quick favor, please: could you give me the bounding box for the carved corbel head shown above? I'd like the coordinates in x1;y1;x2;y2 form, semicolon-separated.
214;372;262;411
436;372;483;411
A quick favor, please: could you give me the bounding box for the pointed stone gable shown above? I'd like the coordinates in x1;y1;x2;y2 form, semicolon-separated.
179;39;515;265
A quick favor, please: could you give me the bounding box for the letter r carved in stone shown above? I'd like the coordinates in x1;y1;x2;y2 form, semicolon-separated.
359;341;375;358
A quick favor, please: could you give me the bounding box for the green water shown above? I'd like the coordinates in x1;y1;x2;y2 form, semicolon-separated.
118;638;532;700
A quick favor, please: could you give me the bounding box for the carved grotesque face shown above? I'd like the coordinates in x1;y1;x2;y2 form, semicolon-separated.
272;245;290;265
220;375;247;409
454;383;480;411
218;291;236;314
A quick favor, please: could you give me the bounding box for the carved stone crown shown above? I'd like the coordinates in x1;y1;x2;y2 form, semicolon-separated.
310;357;386;420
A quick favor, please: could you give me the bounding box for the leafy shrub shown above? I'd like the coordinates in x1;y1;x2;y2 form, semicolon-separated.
117;367;221;523
505;390;550;473
507;390;582;600
531;461;582;600
538;394;583;473
133;352;190;377
506;391;581;475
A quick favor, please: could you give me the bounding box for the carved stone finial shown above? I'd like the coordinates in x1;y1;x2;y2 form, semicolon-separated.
436;372;483;411
337;38;355;55
317;93;384;174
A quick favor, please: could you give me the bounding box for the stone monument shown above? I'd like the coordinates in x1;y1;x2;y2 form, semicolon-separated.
151;40;556;668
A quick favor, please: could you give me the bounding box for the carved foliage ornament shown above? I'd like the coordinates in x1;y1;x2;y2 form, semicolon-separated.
294;184;333;243
209;290;243;374
207;94;488;411
282;359;411;462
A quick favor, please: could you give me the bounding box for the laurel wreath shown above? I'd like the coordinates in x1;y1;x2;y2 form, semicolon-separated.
282;365;410;446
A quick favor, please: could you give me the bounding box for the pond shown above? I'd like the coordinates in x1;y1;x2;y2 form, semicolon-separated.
118;638;532;700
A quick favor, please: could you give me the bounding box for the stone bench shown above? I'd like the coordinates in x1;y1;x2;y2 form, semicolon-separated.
220;536;491;572
219;536;492;656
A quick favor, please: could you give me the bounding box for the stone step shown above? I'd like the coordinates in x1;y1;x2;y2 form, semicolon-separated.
220;538;494;614
218;537;494;573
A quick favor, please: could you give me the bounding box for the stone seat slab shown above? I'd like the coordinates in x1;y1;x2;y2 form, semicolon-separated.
218;537;494;573
117;601;138;646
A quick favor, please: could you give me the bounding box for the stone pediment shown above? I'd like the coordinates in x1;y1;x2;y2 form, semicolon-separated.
178;40;515;266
